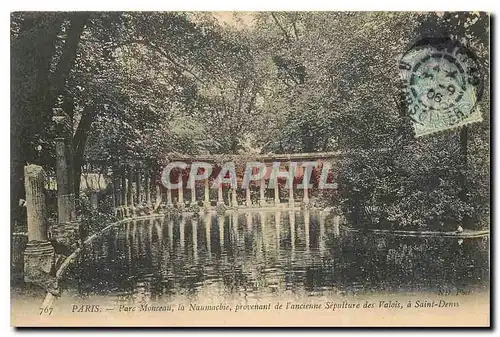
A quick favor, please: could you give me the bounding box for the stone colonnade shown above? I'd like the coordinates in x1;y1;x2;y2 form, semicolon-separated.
112;164;159;218
112;160;336;216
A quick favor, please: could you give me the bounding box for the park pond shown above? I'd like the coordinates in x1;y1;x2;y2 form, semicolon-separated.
53;209;490;308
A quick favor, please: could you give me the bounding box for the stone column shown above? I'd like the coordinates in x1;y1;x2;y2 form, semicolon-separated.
303;186;310;205
190;175;197;207
23;165;57;292
289;184;295;207
25;165;48;242
333;214;340;237
116;169;122;206
192;216;198;261
121;166;128;216
128;165;135;215
231;188;238;208
89;190;98;210
217;183;224;205
52;112;76;227
145;171;152;208
166;185;173;207
53;109;81;249
274;183;280;205
245;187;251;207
259;179;266;206
204;178;210;208
55;137;75;224
155;184;162;210
111;178;117;215
135;164;142;206
113;167;121;217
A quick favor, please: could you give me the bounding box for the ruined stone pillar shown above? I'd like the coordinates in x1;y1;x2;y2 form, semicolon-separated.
25;165;48;242
23;165;57;292
259;179;266;206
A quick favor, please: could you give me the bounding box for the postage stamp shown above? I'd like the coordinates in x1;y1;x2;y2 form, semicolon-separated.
399;39;483;137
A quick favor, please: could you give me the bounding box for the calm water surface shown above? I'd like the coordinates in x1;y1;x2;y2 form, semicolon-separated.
62;210;489;304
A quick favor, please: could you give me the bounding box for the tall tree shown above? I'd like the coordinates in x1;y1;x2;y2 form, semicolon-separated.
11;12;89;223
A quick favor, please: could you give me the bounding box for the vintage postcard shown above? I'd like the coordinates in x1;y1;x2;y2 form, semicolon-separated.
10;11;490;327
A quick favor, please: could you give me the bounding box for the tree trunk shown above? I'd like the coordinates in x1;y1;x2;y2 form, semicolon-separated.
72;106;96;199
47;13;89;111
11;13;63;226
11;13;89;224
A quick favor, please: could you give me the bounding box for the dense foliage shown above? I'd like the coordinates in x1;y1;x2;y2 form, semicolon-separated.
11;12;489;231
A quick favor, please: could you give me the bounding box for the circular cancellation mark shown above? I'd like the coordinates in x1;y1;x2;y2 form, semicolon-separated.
398;38;483;136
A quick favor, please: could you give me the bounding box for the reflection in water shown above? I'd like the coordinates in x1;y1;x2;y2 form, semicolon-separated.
64;210;489;305
204;213;211;257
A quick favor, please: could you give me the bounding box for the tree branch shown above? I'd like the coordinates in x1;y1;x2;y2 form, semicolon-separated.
292;18;300;40
116;39;205;85
271;13;291;43
48;13;90;111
